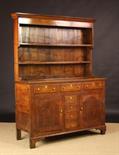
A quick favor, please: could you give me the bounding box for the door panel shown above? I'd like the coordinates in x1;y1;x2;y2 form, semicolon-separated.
80;89;105;128
31;93;63;134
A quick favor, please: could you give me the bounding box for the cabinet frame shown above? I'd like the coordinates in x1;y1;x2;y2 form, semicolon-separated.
11;13;106;148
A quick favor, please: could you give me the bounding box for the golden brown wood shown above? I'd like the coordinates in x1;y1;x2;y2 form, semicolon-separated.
11;12;106;148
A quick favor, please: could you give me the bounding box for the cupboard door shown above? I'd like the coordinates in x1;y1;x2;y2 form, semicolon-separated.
80;89;105;128
31;93;63;135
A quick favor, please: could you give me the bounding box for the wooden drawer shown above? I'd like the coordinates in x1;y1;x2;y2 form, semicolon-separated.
61;83;81;92
65;104;78;112
82;81;104;89
33;84;58;93
61;81;104;92
64;95;77;104
65;111;78;120
64;95;78;112
65;120;78;129
33;81;104;94
65;111;78;129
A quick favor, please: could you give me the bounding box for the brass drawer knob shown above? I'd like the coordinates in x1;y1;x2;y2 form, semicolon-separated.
70;96;73;100
37;88;40;91
60;109;63;113
80;107;83;111
45;85;48;88
70;84;73;87
52;88;56;90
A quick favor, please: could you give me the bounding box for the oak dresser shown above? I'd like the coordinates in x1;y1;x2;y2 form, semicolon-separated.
11;12;106;148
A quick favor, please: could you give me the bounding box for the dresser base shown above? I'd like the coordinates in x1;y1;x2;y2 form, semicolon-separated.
16;125;106;148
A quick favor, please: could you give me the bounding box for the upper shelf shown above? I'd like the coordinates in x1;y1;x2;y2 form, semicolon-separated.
19;43;93;48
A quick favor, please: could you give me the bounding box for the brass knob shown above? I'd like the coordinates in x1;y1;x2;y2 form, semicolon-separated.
60;109;63;113
37;88;40;91
45;85;48;88
80;107;83;111
70;96;73;100
53;88;56;90
70;84;73;87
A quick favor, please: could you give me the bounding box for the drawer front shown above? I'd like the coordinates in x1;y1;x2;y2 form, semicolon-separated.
82;81;104;90
65;111;78;120
65;120;78;129
65;111;78;129
34;84;58;93
33;80;104;94
65;104;78;112
64;95;78;112
61;83;81;92
61;81;104;92
64;95;77;104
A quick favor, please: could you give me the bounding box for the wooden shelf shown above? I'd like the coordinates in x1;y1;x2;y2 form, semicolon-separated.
19;61;91;65
19;43;93;47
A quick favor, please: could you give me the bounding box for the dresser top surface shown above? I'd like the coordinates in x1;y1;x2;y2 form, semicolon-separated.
11;12;95;23
15;77;105;84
